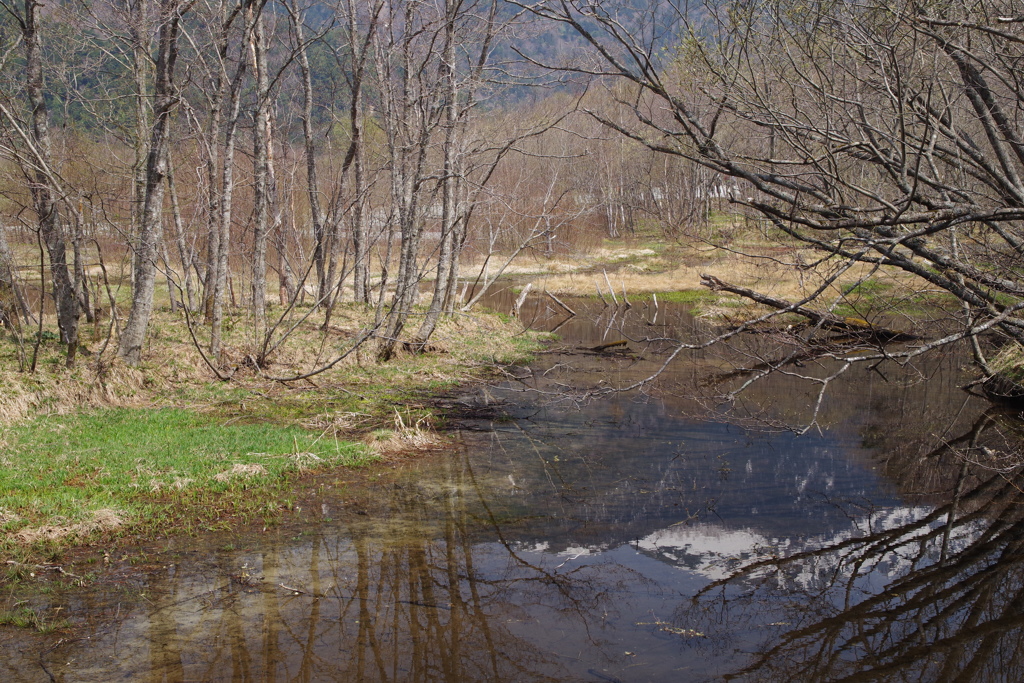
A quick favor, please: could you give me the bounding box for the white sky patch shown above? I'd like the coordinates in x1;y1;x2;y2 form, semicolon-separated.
636;506;940;581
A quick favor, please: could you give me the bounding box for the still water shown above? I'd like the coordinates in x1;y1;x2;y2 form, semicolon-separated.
4;292;1024;682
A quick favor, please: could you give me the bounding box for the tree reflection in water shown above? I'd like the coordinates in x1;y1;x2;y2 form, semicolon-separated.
52;452;627;682
27;332;1022;682
686;409;1024;682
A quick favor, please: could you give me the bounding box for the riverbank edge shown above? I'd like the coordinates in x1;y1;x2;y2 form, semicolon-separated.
0;305;548;578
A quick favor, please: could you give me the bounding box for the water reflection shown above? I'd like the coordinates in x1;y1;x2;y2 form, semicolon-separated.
683;409;1024;682
7;296;1022;682
46;452;683;682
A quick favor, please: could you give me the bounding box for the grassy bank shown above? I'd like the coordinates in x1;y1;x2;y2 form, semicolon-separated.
1;408;371;559
522;220;946;320
0;302;543;566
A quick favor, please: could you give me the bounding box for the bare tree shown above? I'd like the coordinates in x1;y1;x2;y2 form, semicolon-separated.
372;0;454;360
248;0;273;341
0;0;82;365
117;0;189;364
413;0;504;346
284;0;331;308
515;0;1024;392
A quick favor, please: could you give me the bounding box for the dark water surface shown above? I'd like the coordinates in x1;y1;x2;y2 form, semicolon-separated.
4;293;1024;682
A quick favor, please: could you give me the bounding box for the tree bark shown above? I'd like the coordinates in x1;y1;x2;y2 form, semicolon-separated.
167;157;196;311
286;1;328;307
209;4;253;361
250;1;272;343
118;0;184;364
24;0;80;365
414;0;460;348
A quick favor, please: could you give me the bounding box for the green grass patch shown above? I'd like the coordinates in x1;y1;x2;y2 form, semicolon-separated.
842;279;892;298
0;606;71;633
647;290;720;305
628;289;724;313
0;407;374;551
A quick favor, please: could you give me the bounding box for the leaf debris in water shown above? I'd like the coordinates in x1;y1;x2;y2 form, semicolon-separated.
636;620;706;638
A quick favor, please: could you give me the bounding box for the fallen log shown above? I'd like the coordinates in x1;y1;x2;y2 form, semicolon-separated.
513;282;533;317
591;339;628;352
545;290;577;317
699;274;920;342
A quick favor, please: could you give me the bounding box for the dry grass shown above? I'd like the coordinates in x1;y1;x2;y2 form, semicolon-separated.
365;411;448;457
0;363;147;426
0;296;541;434
14;508;124;545
213;463;268;482
991;342;1024;380
457;246;659;278
536;243;921;316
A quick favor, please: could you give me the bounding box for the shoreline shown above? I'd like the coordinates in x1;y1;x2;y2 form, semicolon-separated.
0;303;546;571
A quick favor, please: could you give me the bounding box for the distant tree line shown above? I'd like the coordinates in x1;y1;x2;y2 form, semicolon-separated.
0;0;719;371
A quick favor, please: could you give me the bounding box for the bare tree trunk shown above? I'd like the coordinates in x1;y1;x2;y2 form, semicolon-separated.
277;177;298;305
286;1;328;306
351;135;368;303
274;219;296;306
209;7;252;361
442;209;467;313
118;0;184;364
249;2;271;344
167;157;196;311
161;239;179;311
24;0;80;366
347;0;374;305
201;116;222;320
374;0;448;361
72;207;91;324
129;0;152;290
414;0;460;348
201;6;229;321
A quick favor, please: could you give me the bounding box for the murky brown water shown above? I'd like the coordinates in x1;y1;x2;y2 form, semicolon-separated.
4;292;1023;682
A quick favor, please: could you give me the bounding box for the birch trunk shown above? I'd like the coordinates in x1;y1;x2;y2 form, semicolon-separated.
201;1;230;321
414;0;459;347
375;0;431;361
286;2;327;306
129;0;152;289
347;0;373;305
250;3;271;342
209;6;253;360
118;0;183;364
167;158;196;311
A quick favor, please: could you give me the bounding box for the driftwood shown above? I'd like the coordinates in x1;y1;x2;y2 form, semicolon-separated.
513;282;533;317
591;339;628;351
603;270;619;306
545;290;577;317
700;274;919;342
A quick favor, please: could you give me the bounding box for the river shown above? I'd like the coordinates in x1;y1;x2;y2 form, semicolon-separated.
3;291;1023;682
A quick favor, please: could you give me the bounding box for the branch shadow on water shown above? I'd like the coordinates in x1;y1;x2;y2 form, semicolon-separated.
684;409;1024;682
